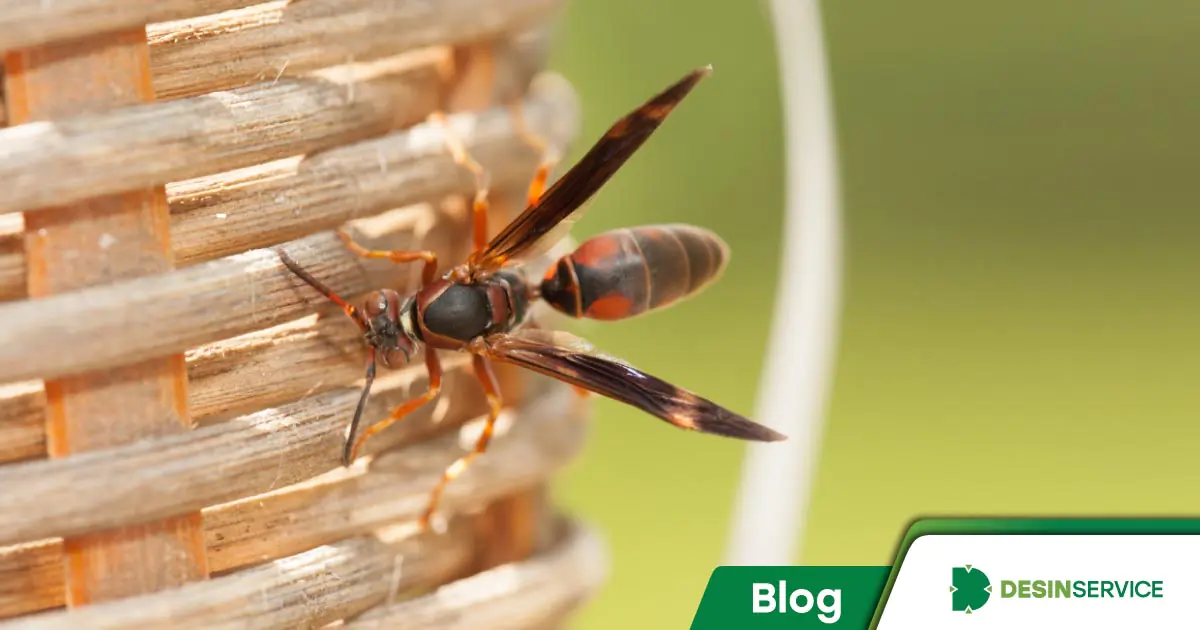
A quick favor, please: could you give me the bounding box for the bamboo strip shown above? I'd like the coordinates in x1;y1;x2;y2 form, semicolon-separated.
6;25;209;604
0;243;449;464
201;378;571;572
0;10;554;128
0;256;572;469
0;529;473;629
346;520;606;629
0;191;572;390
0;212;448;384
169;77;576;266
0;52;442;216
0;76;578;299
0;291;481;465
0;382;41;463
0;374;576;547
0;383;582;617
0;363;475;546
0;226;18;302
147;0;559;100
0;518;599;630
0;0;257;54
0;91;577;455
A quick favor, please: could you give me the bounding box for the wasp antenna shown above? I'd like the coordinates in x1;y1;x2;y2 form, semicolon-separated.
343;349;377;466
278;247;368;330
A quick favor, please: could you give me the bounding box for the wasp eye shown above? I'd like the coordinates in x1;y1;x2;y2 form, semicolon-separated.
363;291;389;317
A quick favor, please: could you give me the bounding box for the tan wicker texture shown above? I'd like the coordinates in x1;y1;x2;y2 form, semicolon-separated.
0;0;601;626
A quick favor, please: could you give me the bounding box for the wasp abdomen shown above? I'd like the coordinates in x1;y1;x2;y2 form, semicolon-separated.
540;224;729;321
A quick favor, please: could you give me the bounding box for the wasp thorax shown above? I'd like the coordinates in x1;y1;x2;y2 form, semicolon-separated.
362;289;417;367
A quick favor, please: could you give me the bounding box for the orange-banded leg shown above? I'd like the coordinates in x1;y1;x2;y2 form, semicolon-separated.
507;100;561;207
429;111;492;251
419;353;504;530
345;346;443;465
336;230;439;285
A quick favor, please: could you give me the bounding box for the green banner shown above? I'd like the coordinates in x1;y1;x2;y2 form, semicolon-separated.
690;566;889;628
867;517;1200;628
689;519;1200;628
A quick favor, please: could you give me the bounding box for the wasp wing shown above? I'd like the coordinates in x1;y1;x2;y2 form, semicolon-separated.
468;66;712;271
481;329;786;442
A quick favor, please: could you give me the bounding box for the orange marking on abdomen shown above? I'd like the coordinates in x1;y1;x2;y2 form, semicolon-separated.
584;293;637;320
570;232;628;266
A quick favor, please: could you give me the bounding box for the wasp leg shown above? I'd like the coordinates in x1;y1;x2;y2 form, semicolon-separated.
429;111;492;252
507;100;561;208
420;353;503;530
336;230;439;286
345;346;443;465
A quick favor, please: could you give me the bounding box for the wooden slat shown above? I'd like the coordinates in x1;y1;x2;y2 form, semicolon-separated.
0;222;431;385
346;520;606;629
0;5;594;624
0;51;443;216
169;80;575;266
0;206;569;386
0;365;460;547
466;485;557;575
0;12;555;129
0;358;580;548
0;3;560;128
0;77;578;299
148;0;559;100
0;221;19;301
0;315;367;465
0;76;579;385
0;207;464;463
0;518;600;630
0;527;473;629
0;211;575;468
0;382;41;463
0;0;258;53
203;378;573;571
0;383;585;617
5;25;209;605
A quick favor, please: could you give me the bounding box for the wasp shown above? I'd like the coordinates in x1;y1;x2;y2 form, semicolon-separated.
279;66;786;528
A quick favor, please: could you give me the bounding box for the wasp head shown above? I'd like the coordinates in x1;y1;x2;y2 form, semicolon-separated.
361;289;419;367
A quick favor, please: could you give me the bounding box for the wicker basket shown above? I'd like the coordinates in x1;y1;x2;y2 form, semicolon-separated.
0;1;605;627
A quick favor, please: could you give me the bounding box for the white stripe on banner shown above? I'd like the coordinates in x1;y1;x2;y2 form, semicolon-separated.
879;535;1194;629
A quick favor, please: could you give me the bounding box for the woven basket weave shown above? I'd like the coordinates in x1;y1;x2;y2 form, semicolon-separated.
0;1;604;627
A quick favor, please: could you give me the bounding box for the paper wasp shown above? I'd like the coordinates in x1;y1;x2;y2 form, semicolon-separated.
279;66;786;528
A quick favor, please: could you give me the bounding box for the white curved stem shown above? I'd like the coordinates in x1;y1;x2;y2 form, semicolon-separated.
724;0;842;565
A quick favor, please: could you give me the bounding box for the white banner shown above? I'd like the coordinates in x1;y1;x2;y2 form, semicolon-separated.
879;534;1197;629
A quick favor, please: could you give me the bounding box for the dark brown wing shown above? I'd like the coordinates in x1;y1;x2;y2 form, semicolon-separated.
468;66;713;271
481;330;786;442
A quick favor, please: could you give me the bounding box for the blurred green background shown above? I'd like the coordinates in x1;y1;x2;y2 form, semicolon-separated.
549;1;1200;627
